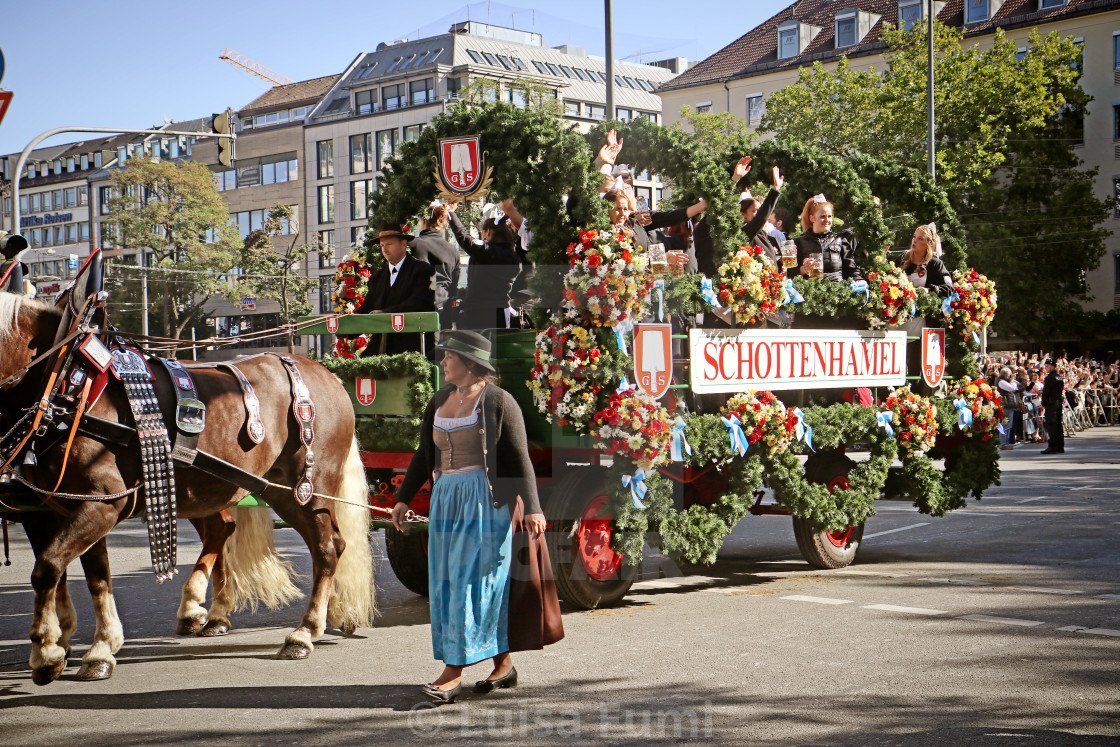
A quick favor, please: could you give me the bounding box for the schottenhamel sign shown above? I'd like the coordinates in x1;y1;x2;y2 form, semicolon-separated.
688;328;908;393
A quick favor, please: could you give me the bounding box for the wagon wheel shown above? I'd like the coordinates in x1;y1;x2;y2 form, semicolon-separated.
792;451;865;570
546;467;637;610
384;525;429;596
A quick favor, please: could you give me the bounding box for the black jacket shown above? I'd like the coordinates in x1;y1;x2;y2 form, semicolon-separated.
448;212;520;330
354;254;435;355
902;255;953;298
627;206;690;250
741;188;781;247
396;385;542;515
787;229;863;282
1041;370;1065;409
409;229;460;311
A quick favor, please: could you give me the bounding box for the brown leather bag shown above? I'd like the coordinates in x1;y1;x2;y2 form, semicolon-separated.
507;496;564;652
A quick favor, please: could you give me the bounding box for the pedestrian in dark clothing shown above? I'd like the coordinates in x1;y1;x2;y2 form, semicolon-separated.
355;224;435;355
447;203;520;330
410;202;460;318
1040;358;1066;454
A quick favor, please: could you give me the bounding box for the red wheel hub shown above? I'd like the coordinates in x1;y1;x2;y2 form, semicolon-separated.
578;495;622;581
825;475;855;548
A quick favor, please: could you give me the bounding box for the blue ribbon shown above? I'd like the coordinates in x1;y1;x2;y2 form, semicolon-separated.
972;331;981;345
876;411;895;439
942;292;959;319
670;416;692;462
783;278;804;304
621;468;648;509
614;325;629;357
954;398;974;430
700;276;721;308
792;407;814;452
654;279;665;322
997;422;1005;435
616;376;632;395
850;279;870;304
721;414;749;457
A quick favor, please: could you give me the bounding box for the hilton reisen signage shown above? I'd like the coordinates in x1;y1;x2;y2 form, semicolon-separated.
688;328;908;393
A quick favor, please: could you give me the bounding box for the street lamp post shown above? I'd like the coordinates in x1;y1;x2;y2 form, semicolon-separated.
605;0;615;123
927;0;936;181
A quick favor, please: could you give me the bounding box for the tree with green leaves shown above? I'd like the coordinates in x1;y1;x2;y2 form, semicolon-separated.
237;203;324;353
106;159;239;338
673;106;756;156
760;21;1112;339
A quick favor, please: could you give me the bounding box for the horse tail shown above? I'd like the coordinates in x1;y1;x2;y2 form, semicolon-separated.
327;436;376;632
223;506;303;613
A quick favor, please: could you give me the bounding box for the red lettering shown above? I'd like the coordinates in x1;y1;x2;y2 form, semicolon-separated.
861;341;874;375
719;342;737;380
890;341;904;376
755;342;773;380
878;341;891;377
703;341;719;380
737;341;754;380
829;342;844;376
845;344;860;376
800;342;814;378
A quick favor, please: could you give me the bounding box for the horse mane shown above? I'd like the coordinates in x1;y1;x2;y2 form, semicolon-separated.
0;292;52;347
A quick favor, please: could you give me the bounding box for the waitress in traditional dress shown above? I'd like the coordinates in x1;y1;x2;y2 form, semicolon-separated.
901;223;953;298
391;330;560;703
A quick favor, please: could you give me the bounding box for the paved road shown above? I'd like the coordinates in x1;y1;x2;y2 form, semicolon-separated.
1;428;1118;745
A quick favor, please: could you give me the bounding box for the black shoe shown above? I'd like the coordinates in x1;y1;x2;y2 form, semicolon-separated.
422;682;463;703
474;667;518;693
1040;449;1064;454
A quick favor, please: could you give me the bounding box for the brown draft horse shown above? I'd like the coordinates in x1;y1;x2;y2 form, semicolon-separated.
0;292;374;685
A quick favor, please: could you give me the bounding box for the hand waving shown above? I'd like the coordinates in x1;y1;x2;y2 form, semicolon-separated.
772;166;784;190
733;155;753;182
598;129;624;166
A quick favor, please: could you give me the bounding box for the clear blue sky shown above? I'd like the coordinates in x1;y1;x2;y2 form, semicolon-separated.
0;0;788;155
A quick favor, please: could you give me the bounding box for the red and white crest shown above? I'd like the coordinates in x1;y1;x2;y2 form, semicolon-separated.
326;315;339;334
297;404;312;421
921;328;946;388
438;136;482;194
356;377;376;406
633;323;673;399
391;313;405;332
176;376;192;390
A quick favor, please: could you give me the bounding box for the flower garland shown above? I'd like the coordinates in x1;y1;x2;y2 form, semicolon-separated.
946;268;997;341
562;229;653;328
331;256;371;314
331;335;369;359
722;391;799;458
863;258;917;328
714;246;788;324
590;385;672;471
945;377;1003;440
527;311;625;430
885;386;939;455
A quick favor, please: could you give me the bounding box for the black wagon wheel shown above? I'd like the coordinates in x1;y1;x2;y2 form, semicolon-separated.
384;525;429;597
792;451;866;570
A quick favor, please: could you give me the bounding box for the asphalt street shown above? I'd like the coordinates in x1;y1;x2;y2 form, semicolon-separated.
1;427;1118;746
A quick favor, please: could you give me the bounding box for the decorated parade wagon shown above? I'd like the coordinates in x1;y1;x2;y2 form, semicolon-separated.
308;106;1002;610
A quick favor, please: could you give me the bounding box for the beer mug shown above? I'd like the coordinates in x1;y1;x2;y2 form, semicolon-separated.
808;252;824;279
648;242;669;276
780;240;798;270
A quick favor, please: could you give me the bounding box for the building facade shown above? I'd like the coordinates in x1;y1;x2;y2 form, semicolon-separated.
657;0;1120;313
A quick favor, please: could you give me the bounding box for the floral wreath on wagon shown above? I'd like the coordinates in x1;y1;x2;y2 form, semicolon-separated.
329;256;373;358
944;268;997;343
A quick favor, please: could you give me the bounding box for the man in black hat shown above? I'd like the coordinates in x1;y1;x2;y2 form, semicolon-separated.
356;224;435;355
1040;358;1065;454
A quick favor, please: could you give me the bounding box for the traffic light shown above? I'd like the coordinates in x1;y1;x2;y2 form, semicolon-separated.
213;108;235;168
0;231;28;259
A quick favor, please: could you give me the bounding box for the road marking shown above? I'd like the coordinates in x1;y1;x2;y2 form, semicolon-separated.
947;511;997;517
781;595;853;605
837;570;910;578
958;614;1045;627
1097;594;1120;600
864;523;930;539
1057;625;1087;632
1082;628;1120;638
1006;586;1083;596
863;604;946;616
1016;497;1049;504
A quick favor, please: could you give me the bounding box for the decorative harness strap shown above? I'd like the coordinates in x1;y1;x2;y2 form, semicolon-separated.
111;347;178;583
269;354;316;505
154;358;206;466
216;362;265;444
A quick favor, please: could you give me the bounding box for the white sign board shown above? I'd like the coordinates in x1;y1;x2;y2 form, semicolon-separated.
688;328;908;393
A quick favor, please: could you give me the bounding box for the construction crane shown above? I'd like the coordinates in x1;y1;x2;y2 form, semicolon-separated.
218;48;294;86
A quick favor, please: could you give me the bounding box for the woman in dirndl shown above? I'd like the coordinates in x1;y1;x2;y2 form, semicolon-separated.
392;330;561;703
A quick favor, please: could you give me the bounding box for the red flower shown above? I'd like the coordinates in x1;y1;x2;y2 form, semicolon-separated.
900;432;912;441
344;287;356;299
587;254;602;268
621;249;632;262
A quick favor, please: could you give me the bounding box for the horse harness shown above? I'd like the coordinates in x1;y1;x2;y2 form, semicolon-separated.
1;328;322;582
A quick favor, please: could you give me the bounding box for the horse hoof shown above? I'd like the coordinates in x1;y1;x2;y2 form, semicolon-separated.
31;660;65;686
339;622;357;636
198;619;230;637
277;642;311;660
76;660;114;681
177;617;207;636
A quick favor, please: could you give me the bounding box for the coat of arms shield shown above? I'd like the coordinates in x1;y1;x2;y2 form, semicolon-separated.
921;328;946;388
633;323;673;399
356;377;376;406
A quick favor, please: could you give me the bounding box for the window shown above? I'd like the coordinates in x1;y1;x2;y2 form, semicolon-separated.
410;78;434;105
397;54;417;71
497;55;515;70
546;63;562;76
19;195;28;213
53;226;64;245
355;89;376;115
99;187;113;215
586;69;602;82
78;186;88;206
351;180;372;220
695;102;712;114
565;100;581;116
387;56;404;72
65;224;77;244
899;0;922;32
746;94;764;126
482;52;500;67
778;23;799;59
560;66;575;78
64;188;77;208
237;162;260;188
403;124;422;142
1016;47;1027;62
317;140;334;179
508;86;527;108
1040;0;1065;7
94;152;102;168
446;77;462;98
616;108;633;122
615;75;627;88
351;226;366;246
67;157;75;172
29;229;40;248
28;164;36;179
624;76;638;89
213;169;236;190
317;230;335;268
836;14;857;47
78;223;90;242
382;83;405;110
1115;253;1120;293
965;0;988;24
587;104;606;120
571;67;589;81
53;190;63;210
376;129;397;170
510;57;527;71
467;49;484;64
532;60;548;74
318;185;335;223
638;79;654;92
54;161;62;175
350;133;372;174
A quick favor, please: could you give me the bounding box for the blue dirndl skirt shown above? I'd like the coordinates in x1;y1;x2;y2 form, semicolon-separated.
427;469;513;665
